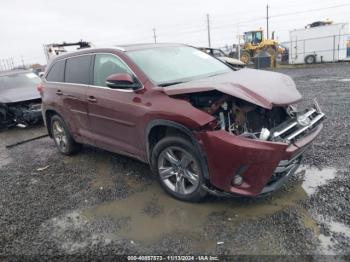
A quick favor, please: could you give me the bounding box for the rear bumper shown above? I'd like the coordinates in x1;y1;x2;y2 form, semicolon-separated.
197;122;323;197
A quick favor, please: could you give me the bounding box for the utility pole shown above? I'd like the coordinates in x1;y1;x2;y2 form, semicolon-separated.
153;28;157;44
237;25;240;60
266;4;269;39
206;14;211;47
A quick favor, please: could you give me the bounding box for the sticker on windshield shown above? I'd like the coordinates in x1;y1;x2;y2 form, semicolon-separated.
26;73;37;79
192;50;210;59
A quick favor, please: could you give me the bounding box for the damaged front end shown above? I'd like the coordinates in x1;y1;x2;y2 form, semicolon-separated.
172;90;325;197
0;99;42;129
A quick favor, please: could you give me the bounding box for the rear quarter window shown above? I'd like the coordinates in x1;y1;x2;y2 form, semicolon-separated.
46;60;65;82
65;55;92;85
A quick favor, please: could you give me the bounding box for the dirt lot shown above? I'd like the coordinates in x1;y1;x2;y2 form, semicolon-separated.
0;63;349;259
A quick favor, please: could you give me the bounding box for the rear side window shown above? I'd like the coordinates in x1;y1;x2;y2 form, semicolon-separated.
65;55;92;85
46;60;65;82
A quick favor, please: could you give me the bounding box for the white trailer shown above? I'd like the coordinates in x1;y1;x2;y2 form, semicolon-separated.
289;23;349;64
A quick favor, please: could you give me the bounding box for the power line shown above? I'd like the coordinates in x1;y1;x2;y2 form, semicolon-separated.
206;3;350;32
270;3;350;18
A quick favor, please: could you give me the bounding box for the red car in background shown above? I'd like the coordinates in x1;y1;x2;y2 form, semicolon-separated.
39;44;325;202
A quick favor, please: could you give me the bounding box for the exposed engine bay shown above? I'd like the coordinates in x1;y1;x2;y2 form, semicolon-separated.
0;99;42;129
175;90;325;143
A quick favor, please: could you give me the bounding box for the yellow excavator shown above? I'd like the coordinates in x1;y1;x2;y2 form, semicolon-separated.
240;29;284;64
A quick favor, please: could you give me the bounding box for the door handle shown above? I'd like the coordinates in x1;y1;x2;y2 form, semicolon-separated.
87;96;97;103
56;90;63;95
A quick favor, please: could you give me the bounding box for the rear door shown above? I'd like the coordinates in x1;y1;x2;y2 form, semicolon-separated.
61;54;93;142
87;53;143;156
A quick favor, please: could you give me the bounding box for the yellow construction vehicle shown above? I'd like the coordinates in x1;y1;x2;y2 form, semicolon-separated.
240;29;284;64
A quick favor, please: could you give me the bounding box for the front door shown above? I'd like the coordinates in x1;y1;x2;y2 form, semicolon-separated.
87;53;143;157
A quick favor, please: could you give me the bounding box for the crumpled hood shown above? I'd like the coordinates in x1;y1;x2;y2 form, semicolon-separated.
0;86;41;103
163;68;302;109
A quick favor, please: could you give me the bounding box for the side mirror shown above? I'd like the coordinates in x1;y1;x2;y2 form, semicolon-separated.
106;73;140;90
38;72;45;78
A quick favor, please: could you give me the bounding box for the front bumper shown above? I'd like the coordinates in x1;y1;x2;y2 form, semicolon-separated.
197;106;324;197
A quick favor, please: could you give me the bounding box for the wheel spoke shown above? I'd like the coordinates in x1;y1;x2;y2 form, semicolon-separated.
158;146;202;196
183;169;198;185
164;149;179;166
179;154;191;168
159;166;175;179
175;177;186;194
61;136;68;147
56;123;64;133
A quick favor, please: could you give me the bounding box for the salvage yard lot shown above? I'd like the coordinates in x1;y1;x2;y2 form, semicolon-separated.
0;63;350;257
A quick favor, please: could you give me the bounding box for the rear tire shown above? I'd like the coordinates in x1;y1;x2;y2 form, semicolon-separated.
50;115;81;155
151;136;207;202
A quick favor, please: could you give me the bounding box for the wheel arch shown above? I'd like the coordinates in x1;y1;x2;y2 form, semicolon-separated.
44;109;58;137
145;119;210;179
44;109;68;138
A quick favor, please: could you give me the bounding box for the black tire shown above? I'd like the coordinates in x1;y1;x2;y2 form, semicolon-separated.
240;50;251;64
50;114;81;155
305;55;316;64
151;136;207;202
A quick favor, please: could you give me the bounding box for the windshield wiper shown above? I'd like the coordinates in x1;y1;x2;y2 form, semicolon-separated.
158;81;184;87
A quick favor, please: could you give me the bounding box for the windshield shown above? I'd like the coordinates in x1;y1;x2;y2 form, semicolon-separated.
0;72;40;90
126;46;231;86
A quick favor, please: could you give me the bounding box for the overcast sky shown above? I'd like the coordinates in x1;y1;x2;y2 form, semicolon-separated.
0;0;349;65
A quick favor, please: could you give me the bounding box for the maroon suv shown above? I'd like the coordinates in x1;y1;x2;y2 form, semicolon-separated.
40;44;325;202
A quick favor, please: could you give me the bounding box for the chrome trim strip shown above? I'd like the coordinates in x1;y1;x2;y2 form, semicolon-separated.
286;113;325;141
273;122;297;138
273;109;316;138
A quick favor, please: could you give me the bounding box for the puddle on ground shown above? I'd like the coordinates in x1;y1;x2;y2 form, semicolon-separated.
309;77;350;83
338;78;350;82
299;166;337;196
82;176;309;243
76;162;339;247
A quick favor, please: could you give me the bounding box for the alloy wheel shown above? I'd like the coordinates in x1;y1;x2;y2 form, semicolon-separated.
157;146;200;195
52;120;68;152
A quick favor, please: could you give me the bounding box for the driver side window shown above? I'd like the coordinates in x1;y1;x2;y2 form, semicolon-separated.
93;54;132;87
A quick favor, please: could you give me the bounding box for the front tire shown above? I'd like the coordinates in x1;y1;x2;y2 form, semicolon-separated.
50;115;81;155
240;50;251;64
151;136;207;202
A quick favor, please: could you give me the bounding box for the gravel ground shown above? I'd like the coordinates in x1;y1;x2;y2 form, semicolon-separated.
0;63;349;259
